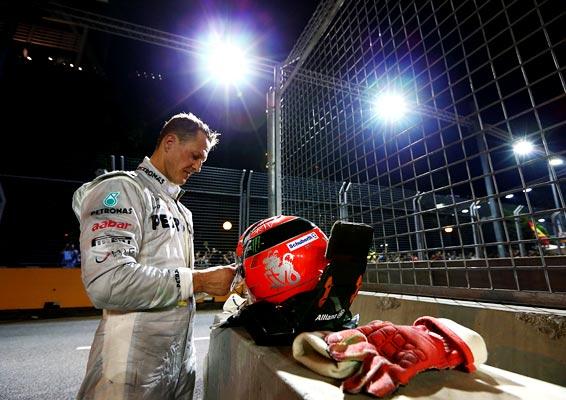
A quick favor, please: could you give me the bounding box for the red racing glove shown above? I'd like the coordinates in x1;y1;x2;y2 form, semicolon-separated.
325;317;487;397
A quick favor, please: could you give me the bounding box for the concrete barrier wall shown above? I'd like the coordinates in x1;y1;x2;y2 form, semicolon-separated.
205;316;566;400
0;267;230;311
350;291;566;386
0;268;92;310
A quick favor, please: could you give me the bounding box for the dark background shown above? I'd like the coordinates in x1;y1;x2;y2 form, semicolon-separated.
0;0;320;265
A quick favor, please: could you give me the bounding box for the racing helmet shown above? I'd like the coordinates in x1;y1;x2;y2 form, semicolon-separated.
236;215;329;304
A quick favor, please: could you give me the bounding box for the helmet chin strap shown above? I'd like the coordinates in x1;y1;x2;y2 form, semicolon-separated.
229;263;251;302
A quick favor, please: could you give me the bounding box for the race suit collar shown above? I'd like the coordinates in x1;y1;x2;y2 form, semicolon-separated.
137;157;185;200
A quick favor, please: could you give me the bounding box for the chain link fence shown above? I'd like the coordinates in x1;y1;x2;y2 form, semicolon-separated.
277;0;566;307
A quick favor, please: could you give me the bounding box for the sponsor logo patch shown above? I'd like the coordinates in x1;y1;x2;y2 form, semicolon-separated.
138;166;165;185
150;214;182;231
247;236;261;254
103;192;120;207
314;309;345;321
91;235;132;247
91;220;132;232
286;232;319;251
90;207;133;216
95;248;136;263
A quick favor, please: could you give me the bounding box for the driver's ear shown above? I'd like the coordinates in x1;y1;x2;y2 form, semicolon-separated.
163;133;178;152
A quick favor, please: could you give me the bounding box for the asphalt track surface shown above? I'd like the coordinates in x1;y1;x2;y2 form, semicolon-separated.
0;308;221;400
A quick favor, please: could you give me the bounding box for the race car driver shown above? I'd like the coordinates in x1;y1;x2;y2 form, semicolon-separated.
72;112;236;399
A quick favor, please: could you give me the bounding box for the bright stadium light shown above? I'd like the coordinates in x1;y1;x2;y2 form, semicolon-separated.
373;92;407;122
549;157;564;166
512;139;534;156
205;38;249;85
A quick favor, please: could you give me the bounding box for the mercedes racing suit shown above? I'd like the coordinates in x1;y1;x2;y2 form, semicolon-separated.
72;157;197;400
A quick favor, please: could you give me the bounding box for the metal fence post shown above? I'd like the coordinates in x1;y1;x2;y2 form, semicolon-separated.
514;205;526;256
338;181;351;220
267;64;282;217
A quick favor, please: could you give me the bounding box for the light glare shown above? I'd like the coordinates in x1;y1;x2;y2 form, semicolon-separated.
549;157;564;166
206;40;249;85
374;92;407;122
513;139;534;155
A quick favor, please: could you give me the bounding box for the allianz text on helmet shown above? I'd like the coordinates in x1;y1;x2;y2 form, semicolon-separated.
237;215;329;304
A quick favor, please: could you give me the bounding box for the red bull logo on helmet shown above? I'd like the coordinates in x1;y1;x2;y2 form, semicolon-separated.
287;232;319;252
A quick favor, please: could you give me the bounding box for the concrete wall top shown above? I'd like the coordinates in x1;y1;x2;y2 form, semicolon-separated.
350;291;566;386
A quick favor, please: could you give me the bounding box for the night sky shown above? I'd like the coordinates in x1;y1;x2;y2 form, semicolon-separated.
0;0;320;265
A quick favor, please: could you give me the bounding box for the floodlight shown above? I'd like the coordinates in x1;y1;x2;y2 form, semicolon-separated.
373;92;407;122
549;157;564;166
205;39;249;85
512;139;534;156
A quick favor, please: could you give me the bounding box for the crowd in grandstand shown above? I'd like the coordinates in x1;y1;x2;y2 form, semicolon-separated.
195;248;236;269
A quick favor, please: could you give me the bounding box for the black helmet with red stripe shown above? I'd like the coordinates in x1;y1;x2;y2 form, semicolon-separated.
236;215;329;304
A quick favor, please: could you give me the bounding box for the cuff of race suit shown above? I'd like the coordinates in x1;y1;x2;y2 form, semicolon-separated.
177;267;193;300
292;331;360;379
413;317;488;372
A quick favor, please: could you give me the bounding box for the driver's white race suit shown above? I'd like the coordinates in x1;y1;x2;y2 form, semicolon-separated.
72;157;196;399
